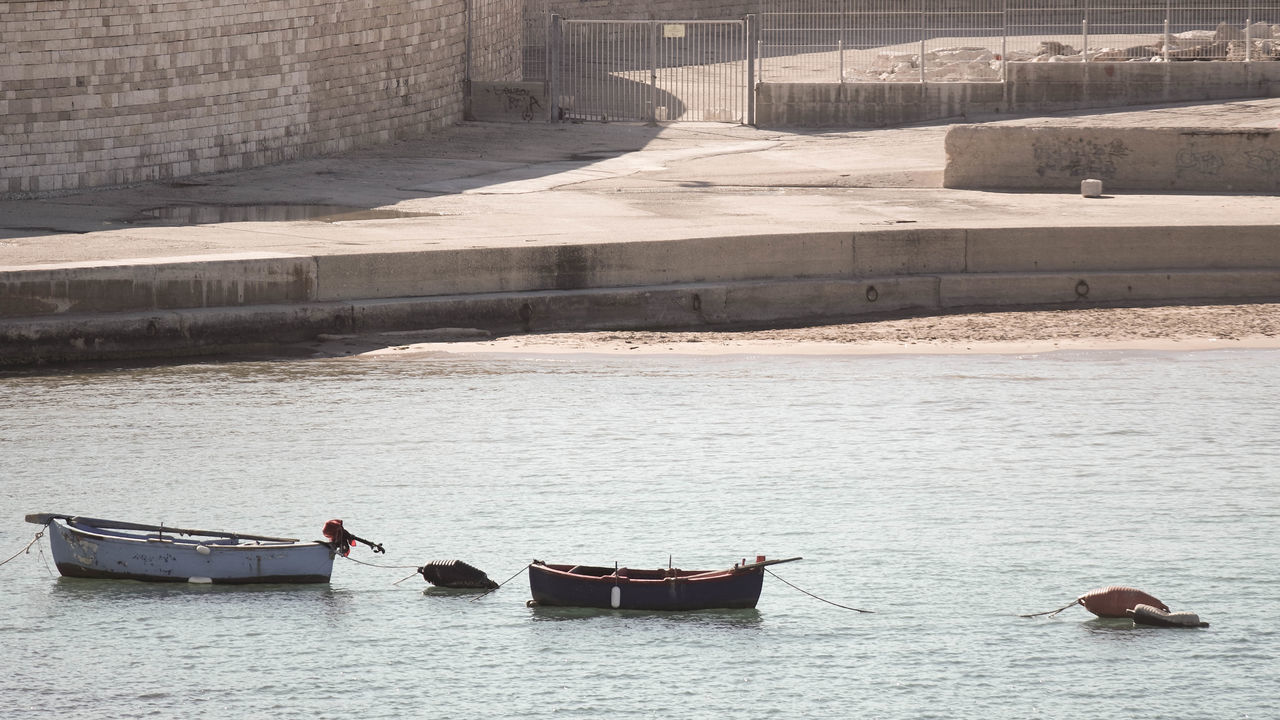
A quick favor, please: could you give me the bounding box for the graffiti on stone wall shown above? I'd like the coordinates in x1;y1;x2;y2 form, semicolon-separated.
485;86;544;122
1033;138;1130;179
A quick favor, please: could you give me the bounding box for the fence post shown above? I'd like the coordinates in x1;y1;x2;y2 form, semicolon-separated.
649;21;658;124
463;0;474;120
920;9;927;83
548;14;561;122
838;39;844;83
1248;0;1255;61
1082;0;1089;62
1246;16;1253;62
1163;18;1170;62
1001;0;1008;84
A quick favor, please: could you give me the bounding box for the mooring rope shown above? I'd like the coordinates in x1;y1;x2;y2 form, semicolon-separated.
0;530;45;569
339;554;429;586
1019;599;1081;618
470;563;531;602
392;570;421;586
340;555;421;570
765;568;875;613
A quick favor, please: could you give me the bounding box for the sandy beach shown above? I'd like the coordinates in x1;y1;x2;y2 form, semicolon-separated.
350;303;1280;358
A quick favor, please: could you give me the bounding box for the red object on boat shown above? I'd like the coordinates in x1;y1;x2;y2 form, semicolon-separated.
1078;586;1168;618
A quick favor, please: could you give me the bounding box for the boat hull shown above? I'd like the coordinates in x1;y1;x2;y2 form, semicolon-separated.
46;518;335;584
529;562;764;610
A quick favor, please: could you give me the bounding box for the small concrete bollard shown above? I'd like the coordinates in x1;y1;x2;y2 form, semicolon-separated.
1081;178;1103;198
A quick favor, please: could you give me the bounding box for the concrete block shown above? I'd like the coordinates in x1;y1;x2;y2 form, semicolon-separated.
941;269;1280;309
0;254;317;318
468;81;549;123
853;229;968;276
313;233;856;302
697;276;939;326
965;226;1280;273
940;272;1088;308
945;125;1280;192
1084;270;1280;303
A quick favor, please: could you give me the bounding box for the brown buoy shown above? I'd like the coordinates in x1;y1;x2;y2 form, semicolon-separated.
1022;585;1168;619
418;559;499;589
1078;585;1168;618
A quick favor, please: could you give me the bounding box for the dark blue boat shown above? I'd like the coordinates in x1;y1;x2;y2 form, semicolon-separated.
528;556;800;611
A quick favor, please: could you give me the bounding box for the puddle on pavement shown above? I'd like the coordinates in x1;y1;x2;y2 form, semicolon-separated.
134;204;439;225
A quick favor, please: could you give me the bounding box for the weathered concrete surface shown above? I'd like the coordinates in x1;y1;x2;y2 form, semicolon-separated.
311;233;856;302
468;82;551;123
756;82;1007;129
945;126;1280;191
1005;62;1280;114
963;226;1280;271
756;62;1280;128
0;254;316;319
939;270;1280;308
2;101;1280;365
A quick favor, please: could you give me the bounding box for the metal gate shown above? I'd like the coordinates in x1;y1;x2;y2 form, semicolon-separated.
550;17;753;124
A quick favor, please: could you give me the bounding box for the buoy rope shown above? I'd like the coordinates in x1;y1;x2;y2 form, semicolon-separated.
765;568;874;613
1019;599;1081;618
0;530;45;568
470;563;531;602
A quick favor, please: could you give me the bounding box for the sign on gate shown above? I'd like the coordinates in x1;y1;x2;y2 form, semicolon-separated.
551;17;753;124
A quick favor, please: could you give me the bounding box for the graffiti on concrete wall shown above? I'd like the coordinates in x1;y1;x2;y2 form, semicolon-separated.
1033;138;1130;179
1245;148;1280;174
484;85;544;122
1175;147;1225;176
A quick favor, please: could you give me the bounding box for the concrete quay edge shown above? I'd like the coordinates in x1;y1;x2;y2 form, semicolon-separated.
4;225;1280;365
6;224;1280;319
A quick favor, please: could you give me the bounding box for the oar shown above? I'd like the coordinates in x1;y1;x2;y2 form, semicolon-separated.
25;513;301;543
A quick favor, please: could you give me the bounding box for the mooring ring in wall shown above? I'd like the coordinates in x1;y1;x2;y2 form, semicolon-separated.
1075;280;1090;298
865;285;879;303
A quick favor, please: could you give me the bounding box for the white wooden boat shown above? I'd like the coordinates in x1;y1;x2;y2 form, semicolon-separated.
26;513;336;584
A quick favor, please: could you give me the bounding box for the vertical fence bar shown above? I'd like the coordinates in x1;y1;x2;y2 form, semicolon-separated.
649;21;658;123
920;8;927;82
1247;0;1254;62
747;16;755;125
1001;0;1008;83
548;14;561;122
1246;15;1253;62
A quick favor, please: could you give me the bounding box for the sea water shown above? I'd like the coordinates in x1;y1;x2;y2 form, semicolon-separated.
1;348;1276;719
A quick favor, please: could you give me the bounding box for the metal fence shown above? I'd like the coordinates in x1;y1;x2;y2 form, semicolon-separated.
759;0;1280;83
522;0;551;81
553;19;750;123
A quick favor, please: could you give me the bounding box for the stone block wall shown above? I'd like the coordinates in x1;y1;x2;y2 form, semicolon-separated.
1;0;469;197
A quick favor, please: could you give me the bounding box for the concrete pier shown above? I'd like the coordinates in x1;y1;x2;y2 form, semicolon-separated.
3;100;1280;365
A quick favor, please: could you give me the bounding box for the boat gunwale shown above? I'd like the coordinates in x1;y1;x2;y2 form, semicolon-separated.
52;517;326;551
534;562;739;584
